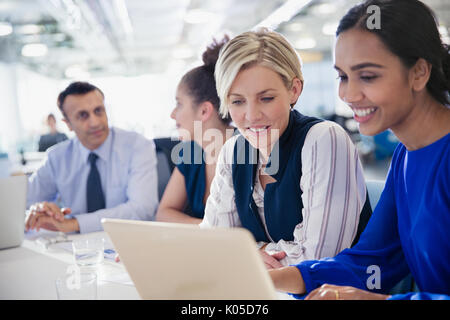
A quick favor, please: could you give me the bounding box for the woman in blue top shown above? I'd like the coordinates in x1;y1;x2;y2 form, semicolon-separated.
269;0;450;300
156;37;234;224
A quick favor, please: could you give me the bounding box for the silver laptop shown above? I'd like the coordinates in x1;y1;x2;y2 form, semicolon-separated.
102;218;278;300
0;175;27;250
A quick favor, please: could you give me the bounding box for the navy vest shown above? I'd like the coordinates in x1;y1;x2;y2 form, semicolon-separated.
232;110;322;242
232;110;373;244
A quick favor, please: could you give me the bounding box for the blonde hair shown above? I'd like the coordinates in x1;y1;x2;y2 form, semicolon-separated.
215;28;304;118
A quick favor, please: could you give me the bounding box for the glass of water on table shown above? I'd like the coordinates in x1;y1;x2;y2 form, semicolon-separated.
72;238;105;269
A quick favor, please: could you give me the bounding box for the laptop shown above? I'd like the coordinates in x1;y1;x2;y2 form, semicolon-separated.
0;175;27;250
102;218;278;300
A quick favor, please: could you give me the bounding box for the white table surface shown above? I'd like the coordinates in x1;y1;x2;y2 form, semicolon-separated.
0;230;140;300
1;230;294;300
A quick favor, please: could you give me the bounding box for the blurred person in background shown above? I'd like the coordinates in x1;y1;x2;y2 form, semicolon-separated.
156;36;235;224
38;113;68;152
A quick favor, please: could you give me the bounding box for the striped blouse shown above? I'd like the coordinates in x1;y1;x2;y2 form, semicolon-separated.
200;121;368;266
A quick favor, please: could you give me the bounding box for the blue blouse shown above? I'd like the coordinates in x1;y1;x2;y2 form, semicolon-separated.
294;133;450;300
176;141;206;219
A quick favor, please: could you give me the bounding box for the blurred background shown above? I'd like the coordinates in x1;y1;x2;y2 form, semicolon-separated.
0;0;449;178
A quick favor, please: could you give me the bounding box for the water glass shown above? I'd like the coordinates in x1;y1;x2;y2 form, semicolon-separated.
55;270;97;300
72;238;104;268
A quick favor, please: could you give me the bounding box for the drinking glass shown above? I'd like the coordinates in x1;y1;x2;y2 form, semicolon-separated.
55;270;97;300
72;238;104;268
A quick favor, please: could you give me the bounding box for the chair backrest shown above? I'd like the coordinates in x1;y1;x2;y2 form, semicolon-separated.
366;180;385;210
153;138;180;200
351;179;385;247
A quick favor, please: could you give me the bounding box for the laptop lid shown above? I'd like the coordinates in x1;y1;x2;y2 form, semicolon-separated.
102;218;278;300
0;175;27;250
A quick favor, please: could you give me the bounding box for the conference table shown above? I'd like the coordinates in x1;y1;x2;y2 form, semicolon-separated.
0;230;140;300
1;229;294;301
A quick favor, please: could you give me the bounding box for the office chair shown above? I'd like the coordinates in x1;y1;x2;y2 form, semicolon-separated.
366;180;385;210
153;138;180;200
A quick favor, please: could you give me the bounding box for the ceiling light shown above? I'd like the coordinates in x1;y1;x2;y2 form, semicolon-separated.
295;38;316;50
322;22;339;36
16;24;42;34
312;3;336;15
21;43;48;57
0;22;13;36
113;0;133;35
286;22;303;32
184;9;218;24
255;0;314;30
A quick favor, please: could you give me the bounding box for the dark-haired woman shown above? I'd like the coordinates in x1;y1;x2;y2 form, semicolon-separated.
156;37;234;224
269;0;450;300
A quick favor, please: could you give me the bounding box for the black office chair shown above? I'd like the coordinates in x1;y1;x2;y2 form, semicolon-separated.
153;137;180;201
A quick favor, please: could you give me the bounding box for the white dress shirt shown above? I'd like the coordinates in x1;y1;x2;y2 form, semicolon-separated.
27;127;159;233
200;121;367;266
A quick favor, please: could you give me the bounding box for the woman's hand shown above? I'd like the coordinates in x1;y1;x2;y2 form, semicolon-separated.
259;247;286;269
305;284;391;300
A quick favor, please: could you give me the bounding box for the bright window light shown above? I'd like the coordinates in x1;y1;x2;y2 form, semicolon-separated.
0;22;13;36
184;9;217;24
312;3;336;15
295;38;316;50
322;22;339;36
65;65;90;79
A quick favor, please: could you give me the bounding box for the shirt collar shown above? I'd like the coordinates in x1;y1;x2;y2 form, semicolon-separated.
76;127;113;164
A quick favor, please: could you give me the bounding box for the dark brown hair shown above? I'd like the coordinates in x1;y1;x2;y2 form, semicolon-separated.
337;0;449;105
57;82;104;115
180;36;232;124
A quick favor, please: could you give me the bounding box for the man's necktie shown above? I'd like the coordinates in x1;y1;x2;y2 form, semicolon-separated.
87;153;105;213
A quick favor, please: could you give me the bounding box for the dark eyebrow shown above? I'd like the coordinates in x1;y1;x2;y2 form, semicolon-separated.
334;63;384;72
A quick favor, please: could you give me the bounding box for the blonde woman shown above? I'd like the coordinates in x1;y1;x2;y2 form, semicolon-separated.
200;28;372;269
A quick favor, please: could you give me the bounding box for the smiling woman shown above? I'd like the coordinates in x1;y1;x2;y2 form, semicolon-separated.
200;28;373;270
268;0;450;301
226;65;301;160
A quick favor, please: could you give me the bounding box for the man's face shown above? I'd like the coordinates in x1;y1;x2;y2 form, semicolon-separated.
62;90;109;150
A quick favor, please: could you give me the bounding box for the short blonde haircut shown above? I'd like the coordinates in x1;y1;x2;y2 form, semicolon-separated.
215;28;304;118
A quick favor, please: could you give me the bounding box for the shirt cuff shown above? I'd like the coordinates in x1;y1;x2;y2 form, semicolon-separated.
74;213;102;234
287;261;321;299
